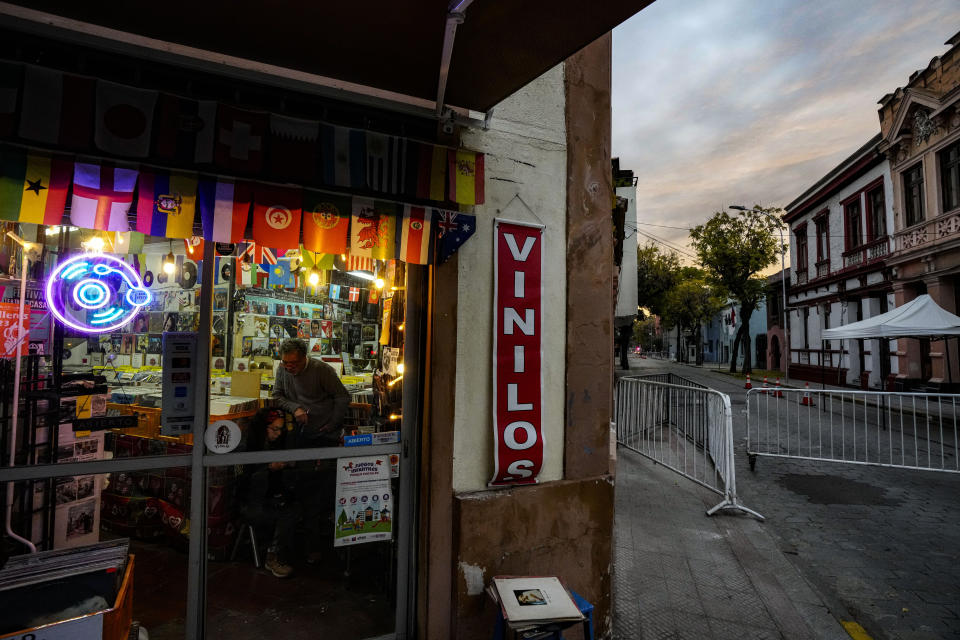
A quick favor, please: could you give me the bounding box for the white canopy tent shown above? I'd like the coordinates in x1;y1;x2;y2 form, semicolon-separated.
822;294;960;340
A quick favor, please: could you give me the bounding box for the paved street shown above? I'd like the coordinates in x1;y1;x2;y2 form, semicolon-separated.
616;355;960;640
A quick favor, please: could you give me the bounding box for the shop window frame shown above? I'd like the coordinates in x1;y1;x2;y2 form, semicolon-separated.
0;241;420;640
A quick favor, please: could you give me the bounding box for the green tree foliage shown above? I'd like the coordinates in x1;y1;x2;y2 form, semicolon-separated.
663;267;723;364
636;242;681;318
690;207;783;374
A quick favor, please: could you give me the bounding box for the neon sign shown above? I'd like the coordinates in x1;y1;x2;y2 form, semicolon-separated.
46;253;152;333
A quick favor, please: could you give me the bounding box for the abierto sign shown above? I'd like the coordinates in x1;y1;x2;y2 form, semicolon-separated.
491;219;543;486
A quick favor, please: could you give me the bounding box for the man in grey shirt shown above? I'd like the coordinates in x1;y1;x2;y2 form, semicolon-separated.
272;338;350;446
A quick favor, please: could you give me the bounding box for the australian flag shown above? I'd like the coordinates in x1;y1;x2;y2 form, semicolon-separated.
434;210;476;263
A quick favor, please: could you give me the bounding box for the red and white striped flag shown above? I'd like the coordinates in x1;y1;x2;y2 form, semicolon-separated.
344;254;373;272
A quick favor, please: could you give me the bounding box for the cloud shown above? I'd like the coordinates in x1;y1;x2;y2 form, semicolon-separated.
613;0;960;259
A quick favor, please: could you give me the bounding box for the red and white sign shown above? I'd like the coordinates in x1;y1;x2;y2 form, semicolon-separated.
0;302;31;359
491;220;543;486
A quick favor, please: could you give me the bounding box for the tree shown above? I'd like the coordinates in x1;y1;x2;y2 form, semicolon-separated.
662;267;723;364
636;243;681;318
690;207;782;374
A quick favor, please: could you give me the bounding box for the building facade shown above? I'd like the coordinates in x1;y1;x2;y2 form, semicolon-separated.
0;4;655;639
784;135;898;389
879;31;960;389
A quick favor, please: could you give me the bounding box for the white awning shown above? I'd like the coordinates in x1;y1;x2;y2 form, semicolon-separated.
822;294;960;339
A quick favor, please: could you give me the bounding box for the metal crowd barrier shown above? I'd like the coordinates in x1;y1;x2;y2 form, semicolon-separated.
615;376;763;519
746;388;960;474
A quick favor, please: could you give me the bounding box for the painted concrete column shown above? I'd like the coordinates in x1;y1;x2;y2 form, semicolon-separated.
893;285;921;381
923;277;958;385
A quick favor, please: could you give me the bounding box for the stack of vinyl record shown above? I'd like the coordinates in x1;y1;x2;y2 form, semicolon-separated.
0;539;129;634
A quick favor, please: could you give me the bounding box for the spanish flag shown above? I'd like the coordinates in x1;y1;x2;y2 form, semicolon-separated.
0;147;71;224
448;149;485;205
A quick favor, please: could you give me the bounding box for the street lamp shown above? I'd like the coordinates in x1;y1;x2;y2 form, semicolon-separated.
730;205;789;384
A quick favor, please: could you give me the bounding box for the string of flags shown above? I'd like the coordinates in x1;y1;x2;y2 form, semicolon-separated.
0;61;485;205
0;146;477;266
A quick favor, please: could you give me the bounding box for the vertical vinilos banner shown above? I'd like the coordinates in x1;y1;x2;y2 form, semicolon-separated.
491;219;544;486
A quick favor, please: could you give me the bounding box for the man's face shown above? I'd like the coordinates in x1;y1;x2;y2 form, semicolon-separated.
281;350;307;375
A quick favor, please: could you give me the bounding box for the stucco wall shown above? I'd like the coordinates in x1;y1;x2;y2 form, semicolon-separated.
452;65;568;492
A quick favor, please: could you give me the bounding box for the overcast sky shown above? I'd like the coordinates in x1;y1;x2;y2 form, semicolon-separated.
612;0;960;265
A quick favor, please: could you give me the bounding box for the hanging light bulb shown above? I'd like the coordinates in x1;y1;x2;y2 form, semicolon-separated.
308;267;320;286
374;277;385;289
85;236;105;253
396;363;405;374
163;251;176;274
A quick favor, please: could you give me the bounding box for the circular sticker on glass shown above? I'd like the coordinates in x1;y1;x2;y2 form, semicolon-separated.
205;420;241;454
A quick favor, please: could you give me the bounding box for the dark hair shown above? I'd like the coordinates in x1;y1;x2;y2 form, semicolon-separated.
247;408;288;451
280;338;307;358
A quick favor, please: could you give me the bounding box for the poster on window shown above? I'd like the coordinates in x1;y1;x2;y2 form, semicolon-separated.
490;219;544;486
0;301;31;358
334;456;393;547
49;423;105;549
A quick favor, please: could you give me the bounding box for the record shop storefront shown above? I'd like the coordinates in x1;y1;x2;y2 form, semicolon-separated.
0;8;622;640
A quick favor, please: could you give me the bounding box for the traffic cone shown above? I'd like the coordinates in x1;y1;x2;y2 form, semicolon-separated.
744;374;752;390
774;377;784;398
761;377;769;394
800;382;815;406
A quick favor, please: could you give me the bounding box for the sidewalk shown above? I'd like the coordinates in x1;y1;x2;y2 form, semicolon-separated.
613;445;851;640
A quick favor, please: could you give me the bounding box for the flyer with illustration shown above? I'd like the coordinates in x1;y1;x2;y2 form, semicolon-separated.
334;456;393;547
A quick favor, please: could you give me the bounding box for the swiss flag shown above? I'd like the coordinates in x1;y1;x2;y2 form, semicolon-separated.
214;104;267;174
94;80;158;158
251;185;302;252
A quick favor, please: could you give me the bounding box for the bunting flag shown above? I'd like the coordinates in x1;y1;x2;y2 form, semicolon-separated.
94;79;158;158
240;241;277;265
405;141;447;202
153;93;217;164
114;231;144;255
267;260;295;288
0;147;71;224
251;184;302;251
344;254;374;272
214;104;267;174
235;258;254;286
368;289;380;304
350;198;397;261
435;209;477;263
70;162;138;232
448;150;485;205
399;205;433;265
18;65;95;151
0;61;21;138
302;190;351;255
320;124;366;189
348;287;360;302
268;114;319;183
184;236;204;258
366;132;405;194
329;284;341;299
198;178;252;243
135;169;198;238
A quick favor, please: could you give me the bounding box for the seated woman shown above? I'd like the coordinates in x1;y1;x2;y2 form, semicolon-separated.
236;408;300;578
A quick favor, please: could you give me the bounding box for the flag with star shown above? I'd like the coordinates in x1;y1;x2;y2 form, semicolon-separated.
434;209;476;263
0;147;71;224
252;184;302;252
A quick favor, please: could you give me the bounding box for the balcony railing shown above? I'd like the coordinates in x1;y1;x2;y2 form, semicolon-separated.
815;260;830;278
895;211;960;253
842;236;891;269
